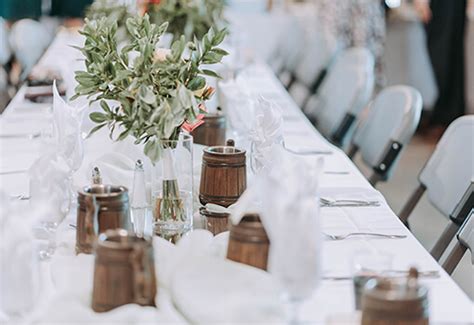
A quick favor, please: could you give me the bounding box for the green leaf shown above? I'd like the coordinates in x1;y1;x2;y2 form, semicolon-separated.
139;85;156;105
100;101;112;114
87;123;106;138
187;76;206;91
212;28;227;45
202;52;223;64
212;48;229;56
117;128;130;141
90;112;108;123
201;69;220;78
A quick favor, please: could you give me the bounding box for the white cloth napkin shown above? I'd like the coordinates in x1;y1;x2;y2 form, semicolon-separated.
0;192;40;318
53;81;85;172
249;97;284;172
218;76;255;148
229;146;324;301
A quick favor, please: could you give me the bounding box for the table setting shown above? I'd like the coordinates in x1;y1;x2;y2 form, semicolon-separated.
1;2;473;325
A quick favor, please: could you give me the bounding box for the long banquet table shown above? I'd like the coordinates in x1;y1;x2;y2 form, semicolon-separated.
0;27;473;324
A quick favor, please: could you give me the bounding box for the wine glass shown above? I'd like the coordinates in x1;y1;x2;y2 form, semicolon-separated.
29;156;71;260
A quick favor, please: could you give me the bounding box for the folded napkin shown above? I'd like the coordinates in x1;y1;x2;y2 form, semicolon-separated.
53;81;85;172
263;147;324;301
249;97;284;173
218;77;255;148
0;192;40;318
229;146;324;301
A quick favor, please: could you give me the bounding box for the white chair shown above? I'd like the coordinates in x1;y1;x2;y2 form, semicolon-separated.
304;47;374;146
398;116;474;228
347;85;422;185
269;16;305;82
9;19;53;80
442;210;474;275
0;18;11;66
286;31;339;109
286;26;339;105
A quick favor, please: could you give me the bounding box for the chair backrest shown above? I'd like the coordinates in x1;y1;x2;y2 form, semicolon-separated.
9;19;52;79
304;47;374;115
287;28;337;107
352;85;422;179
270;17;305;75
458;210;474;264
307;47;374;141
0;18;11;65
419;115;474;217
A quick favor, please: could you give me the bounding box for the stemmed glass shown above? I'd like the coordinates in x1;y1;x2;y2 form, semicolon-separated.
29;153;72;260
270;232;321;324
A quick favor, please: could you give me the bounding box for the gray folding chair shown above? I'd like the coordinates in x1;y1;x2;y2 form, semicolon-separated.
270;19;305;84
442;210;473;275
398;116;474;228
347;85;422;186
431;182;474;260
286;31;341;107
303;47;374;146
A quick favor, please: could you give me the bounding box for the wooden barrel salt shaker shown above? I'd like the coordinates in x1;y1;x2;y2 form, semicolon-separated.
200;206;230;235
76;185;132;254
91;230;157;312
199;139;246;207
191;112;226;146
226;214;269;270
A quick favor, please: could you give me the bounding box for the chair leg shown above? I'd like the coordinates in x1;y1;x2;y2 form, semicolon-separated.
398;185;426;224
430;222;460;261
347;144;358;159
368;172;382;187
442;242;467;275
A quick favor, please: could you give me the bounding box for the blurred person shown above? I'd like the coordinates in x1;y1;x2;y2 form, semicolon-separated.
0;0;41;21
315;0;386;91
414;0;468;133
50;0;94;27
50;0;94;18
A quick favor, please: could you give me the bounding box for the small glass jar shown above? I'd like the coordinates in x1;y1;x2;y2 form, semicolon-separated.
151;133;193;241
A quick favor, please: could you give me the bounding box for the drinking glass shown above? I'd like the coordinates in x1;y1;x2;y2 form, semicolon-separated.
151;134;193;242
30;171;71;260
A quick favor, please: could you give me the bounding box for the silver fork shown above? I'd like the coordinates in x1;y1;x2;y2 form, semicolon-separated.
324;232;407;240
320;197;380;207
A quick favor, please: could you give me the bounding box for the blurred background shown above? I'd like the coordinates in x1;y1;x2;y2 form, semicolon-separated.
1;0;473;298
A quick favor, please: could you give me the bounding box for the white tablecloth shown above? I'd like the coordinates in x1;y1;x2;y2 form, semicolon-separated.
0;27;473;324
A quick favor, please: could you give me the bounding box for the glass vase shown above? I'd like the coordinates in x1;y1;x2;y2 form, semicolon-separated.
151;133;193;242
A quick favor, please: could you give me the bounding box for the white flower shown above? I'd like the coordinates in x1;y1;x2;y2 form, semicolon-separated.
154;48;172;62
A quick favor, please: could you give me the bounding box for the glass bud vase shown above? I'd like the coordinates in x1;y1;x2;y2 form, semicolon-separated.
151;133;193;242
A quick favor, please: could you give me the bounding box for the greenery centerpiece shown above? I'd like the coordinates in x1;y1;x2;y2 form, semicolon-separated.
73;14;228;237
85;0;133;43
141;0;227;42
